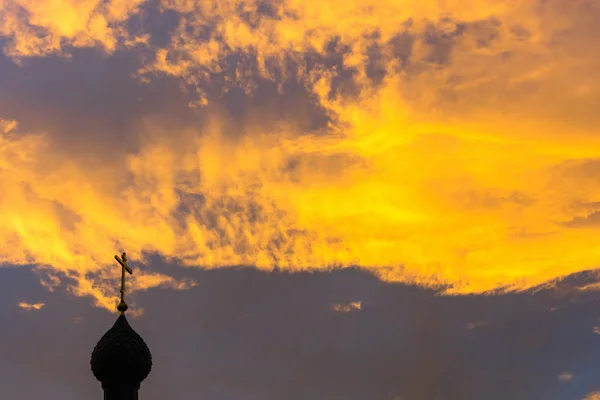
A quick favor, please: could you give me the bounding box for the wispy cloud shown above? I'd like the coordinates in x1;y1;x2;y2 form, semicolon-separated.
466;321;489;330
0;118;18;134
583;392;600;400
18;302;45;311
331;301;362;313
558;372;573;382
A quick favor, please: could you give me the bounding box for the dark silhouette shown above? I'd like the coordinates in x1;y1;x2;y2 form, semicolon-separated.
91;253;152;400
114;253;133;313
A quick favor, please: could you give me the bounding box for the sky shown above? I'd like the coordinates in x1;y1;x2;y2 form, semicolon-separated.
1;0;600;398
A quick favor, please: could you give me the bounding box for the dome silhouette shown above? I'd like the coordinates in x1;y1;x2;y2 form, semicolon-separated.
91;314;152;387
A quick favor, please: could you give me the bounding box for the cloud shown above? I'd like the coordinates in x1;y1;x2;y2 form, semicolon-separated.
0;0;148;59
6;266;600;399
18;301;45;311
331;301;361;313
583;393;600;400
0;118;18;134
466;321;489;330
558;372;574;382
1;0;600;309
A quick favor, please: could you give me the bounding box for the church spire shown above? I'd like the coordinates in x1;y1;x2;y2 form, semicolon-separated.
91;251;152;400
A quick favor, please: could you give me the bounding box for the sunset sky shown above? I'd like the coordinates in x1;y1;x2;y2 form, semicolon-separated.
1;0;600;398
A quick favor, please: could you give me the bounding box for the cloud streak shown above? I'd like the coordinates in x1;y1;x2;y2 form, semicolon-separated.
18;301;45;311
331;301;361;313
1;0;600;309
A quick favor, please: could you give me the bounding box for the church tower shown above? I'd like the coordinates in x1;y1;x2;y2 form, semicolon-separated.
91;253;152;400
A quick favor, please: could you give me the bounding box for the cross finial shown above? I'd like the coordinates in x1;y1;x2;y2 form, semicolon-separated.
114;252;133;314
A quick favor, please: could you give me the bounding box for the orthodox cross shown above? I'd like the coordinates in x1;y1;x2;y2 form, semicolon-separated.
114;252;133;314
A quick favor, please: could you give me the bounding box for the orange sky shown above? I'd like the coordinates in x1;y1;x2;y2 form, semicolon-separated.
1;0;600;310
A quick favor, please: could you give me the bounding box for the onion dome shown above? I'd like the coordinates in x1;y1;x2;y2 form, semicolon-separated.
90;314;152;387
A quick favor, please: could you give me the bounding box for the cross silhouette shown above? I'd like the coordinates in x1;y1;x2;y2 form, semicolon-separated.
114;252;133;314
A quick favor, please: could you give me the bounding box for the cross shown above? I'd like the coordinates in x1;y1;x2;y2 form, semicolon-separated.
114;252;133;314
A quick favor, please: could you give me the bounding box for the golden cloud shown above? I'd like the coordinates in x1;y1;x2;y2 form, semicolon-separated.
18;301;45;311
0;0;147;59
1;0;600;310
331;302;362;313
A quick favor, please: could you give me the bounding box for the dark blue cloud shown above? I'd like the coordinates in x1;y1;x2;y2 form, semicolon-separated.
2;263;600;399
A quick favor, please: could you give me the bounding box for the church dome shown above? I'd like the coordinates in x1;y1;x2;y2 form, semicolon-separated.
91;314;152;386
